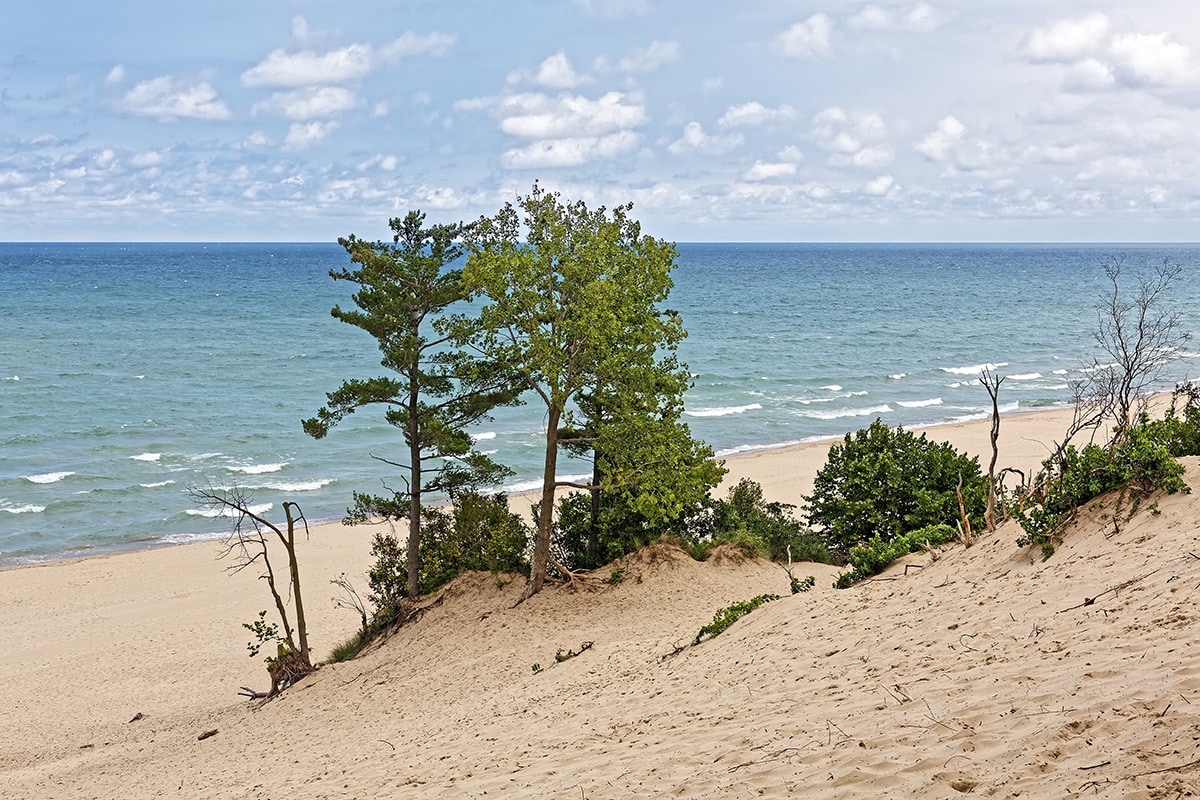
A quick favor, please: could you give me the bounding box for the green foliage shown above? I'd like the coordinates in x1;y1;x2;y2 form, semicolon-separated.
805;419;987;559
462;183;689;594
531;663;543;674
1015;415;1190;558
369;491;530;602
695;478;835;565
694;594;781;645
304;210;520;599
327;630;371;664
606;567;625;585
791;575;816;594
834;523;957;588
242;610;281;660
554;642;593;663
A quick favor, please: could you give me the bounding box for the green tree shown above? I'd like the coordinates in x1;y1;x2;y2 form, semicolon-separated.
303;211;519;599
557;359;725;568
461;184;689;596
805;418;987;559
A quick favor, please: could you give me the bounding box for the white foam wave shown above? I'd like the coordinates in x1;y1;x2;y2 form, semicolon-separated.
504;472;592;494
24;471;74;484
1052;369;1069;375
802;404;892;421
848;390;868;397
1009;373;1042;381
897;398;943;408
471;431;497;442
685;403;762;418
227;462;287;475
256;479;334;492
821;385;842;392
941;362;1008;375
130;452;162;462
140;480;176;488
889;373;906;380
6;376;17;381
2;502;45;514
186;502;274;518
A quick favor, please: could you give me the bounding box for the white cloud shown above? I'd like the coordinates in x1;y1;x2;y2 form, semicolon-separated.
811;107;893;167
572;0;648;18
1022;15;1196;91
283;121;339;150
741;161;797;181
379;32;457;61
242;44;374;88
496;91;646;139
1109;32;1194;87
667;121;742;155
105;65;125;85
256;87;361;120
358;154;400;171
914;115;965;161
849;3;941;33
129;150;167;168
618;40;681;73
502;131;640;168
863;174;896;196
122;77;231;121
240;131;272;150
776;14;834;60
1023;14;1109;63
718;102;798;128
533;51;586;89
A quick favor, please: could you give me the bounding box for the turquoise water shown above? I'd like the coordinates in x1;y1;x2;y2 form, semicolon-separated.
2;242;1197;564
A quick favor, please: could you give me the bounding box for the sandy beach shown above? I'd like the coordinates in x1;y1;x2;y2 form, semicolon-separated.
3;404;1199;798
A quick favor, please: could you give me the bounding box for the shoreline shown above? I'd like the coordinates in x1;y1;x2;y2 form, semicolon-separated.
1;400;1087;574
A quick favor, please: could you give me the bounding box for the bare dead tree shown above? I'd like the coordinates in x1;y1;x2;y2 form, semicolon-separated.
1083;256;1188;438
331;573;369;636
979;368;1006;532
190;486;313;699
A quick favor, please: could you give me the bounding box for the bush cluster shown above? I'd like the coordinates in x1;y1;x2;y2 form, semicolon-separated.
805;419;986;560
693;594;781;645
1015;385;1198;558
369;491;529;608
833;523;957;588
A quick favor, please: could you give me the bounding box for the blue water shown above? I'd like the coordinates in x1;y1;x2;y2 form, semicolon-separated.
2;242;1198;564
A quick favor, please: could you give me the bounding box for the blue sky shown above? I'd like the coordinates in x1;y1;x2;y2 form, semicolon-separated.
3;1;1199;242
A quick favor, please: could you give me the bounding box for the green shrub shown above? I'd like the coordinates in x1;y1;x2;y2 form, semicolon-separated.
790;575;816;594
834;523;957;588
693;594;781;645
368;491;530;605
1015;419;1188;558
690;478;834;565
805;419;986;559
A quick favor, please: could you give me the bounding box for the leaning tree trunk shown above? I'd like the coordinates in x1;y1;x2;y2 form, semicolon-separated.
530;406;561;596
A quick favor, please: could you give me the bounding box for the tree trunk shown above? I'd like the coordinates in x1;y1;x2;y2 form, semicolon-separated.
530;406;560;595
407;389;422;599
587;452;601;566
282;502;310;667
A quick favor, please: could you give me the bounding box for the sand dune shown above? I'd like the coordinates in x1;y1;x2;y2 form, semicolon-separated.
3;408;1199;798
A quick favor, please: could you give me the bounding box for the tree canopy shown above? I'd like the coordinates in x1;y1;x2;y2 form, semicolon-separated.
461;184;708;595
304;210;518;599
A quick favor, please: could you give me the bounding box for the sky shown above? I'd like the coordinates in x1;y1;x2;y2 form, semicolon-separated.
3;1;1200;242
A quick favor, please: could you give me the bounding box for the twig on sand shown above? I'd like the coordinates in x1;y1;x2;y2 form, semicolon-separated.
1059;568;1160;613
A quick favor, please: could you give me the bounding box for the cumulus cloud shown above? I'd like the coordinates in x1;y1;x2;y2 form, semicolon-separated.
776;14;834;60
1023;14;1109;63
105;65;125;85
242;44;375;87
502;131;640;168
914;115;966;161
863;174;896;196
667;121;742;155
256;86;361;120
533;51;586;89
811;107;892;167
741;161;797;181
129;150;167;168
496;91;646;139
379;32;457;61
617;40;681;73
122;77;231;121
1022;15;1196;90
283;121;338;150
718;102;798;128
849;3;941;33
